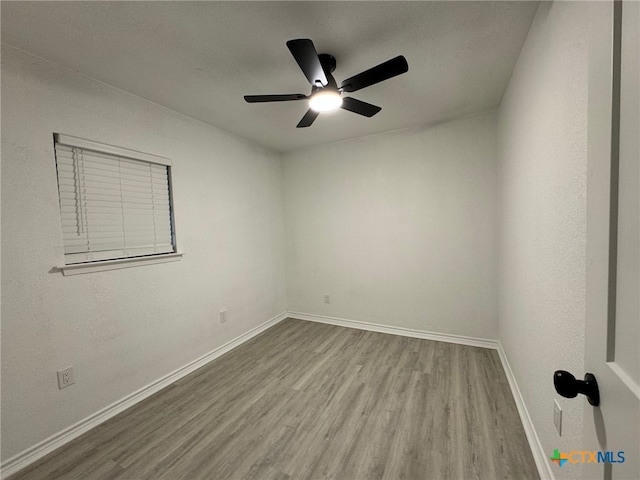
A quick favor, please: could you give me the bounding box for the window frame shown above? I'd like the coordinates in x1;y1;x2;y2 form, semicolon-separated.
53;133;182;275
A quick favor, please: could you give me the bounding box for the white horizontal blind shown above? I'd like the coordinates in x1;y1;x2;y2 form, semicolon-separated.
55;140;175;264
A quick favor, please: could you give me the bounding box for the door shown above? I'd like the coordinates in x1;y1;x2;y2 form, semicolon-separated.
583;1;639;479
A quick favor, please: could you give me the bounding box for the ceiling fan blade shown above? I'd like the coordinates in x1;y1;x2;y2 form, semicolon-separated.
244;94;307;103
296;109;320;128
286;39;328;87
340;97;382;117
340;55;408;93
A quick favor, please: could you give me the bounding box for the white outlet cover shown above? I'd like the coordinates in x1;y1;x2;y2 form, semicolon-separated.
553;399;562;436
57;366;75;390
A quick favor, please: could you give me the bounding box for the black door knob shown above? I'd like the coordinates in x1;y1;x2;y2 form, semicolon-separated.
553;370;600;406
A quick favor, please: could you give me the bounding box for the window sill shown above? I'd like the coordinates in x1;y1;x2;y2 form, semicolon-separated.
57;253;183;276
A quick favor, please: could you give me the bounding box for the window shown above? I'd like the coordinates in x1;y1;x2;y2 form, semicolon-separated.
54;134;178;270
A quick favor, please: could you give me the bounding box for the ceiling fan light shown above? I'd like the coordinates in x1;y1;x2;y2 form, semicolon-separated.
309;90;343;112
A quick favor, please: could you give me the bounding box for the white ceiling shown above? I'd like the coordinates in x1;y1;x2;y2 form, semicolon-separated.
1;1;539;153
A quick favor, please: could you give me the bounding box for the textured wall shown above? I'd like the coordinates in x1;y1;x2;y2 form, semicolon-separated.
283;112;498;339
0;46;287;461
497;2;588;478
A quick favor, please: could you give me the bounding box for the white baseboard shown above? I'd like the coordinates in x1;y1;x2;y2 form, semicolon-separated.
496;343;555;480
289;310;551;480
0;311;288;479
287;311;499;349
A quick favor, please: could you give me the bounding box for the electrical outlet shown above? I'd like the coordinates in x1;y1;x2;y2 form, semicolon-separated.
323;294;330;304
219;310;227;323
553;399;562;436
57;366;75;390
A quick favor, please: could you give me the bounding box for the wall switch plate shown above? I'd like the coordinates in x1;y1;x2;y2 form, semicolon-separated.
57;366;75;390
553;399;562;436
219;310;227;323
323;294;330;304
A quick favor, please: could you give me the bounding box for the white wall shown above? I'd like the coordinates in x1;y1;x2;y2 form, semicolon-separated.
0;45;287;461
497;2;588;477
283;112;498;339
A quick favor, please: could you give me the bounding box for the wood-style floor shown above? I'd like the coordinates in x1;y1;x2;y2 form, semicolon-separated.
9;318;539;480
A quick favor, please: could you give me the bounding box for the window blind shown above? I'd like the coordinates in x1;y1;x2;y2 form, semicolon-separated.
54;136;175;265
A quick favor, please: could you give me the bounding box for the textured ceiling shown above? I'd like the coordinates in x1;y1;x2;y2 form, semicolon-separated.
1;1;539;153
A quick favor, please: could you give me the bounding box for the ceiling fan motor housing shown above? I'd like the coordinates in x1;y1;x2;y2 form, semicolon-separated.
318;54;337;73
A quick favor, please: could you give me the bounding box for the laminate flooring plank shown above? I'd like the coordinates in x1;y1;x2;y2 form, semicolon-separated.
479;349;538;479
283;367;370;478
134;378;291;478
301;381;375;479
7;318;539;480
6;439;98;480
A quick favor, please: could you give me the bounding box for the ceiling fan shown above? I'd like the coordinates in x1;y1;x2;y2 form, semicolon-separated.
244;39;408;128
